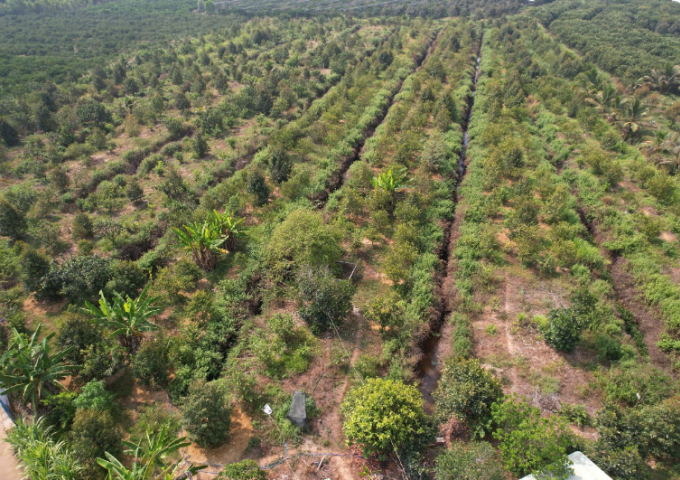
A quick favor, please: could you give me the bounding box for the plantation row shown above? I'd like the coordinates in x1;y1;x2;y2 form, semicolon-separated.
323;19;477;385
0;16;466;480
214;0;521;19
0;16;391;278
3;4;680;480
435;18;679;479
0;0;252;92
515;17;680;360
532;0;680;84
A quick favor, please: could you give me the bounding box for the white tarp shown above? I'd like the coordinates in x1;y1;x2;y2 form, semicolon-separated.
521;452;612;480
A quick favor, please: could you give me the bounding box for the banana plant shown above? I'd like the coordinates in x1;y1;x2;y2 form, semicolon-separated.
83;284;161;353
97;426;205;480
0;325;80;410
172;220;227;271
371;167;410;192
209;207;245;251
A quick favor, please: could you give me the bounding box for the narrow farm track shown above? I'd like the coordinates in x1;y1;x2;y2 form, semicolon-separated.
577;210;674;371
417;36;484;411
321;28;443;203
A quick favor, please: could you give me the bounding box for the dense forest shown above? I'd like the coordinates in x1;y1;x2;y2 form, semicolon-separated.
2;0;680;480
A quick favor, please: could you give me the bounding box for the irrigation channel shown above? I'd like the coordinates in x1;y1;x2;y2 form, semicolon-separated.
417;39;483;413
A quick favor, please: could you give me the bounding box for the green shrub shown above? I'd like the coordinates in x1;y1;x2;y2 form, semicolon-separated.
601;363;675;406
165;118;185;139
639;397;680;462
268;149;292;184
341;378;427;460
435;442;505;480
131;404;181;439
491;395;573;478
365;290;405;335
252;313;315;378
559;403;590;427
247;172;270;206
104;260;147;299
38;255;111;302
595;334;623;362
19;247;49;292
587;445;644;480
264;209;342;282
125;180;144;202
0;199;27;240
539;308;581;353
218;460;268;480
70;409;122;480
297;267;355;333
73;380;115;413
192;132;209;159
43;391;78;432
131;337;170;388
434;358;503;437
181;379;232;448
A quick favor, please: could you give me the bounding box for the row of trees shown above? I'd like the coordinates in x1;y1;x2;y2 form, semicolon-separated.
339;357;680;479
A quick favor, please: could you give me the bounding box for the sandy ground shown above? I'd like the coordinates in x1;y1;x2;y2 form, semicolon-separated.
184;407;254;466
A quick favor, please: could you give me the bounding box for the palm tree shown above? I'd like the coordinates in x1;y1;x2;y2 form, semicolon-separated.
645;131;671;152
573;67;604;97
83;284;161;353
173;220;227;271
209;208;244;252
636;64;680;94
97;427;205;480
586;84;617;112
620;97;648;140
0;325;80;410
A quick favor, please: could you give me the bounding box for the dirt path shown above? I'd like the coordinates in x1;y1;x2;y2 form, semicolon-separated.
0;406;22;480
323;308;364;480
259;308;366;480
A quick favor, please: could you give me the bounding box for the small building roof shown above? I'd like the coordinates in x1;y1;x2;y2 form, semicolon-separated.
520;452;612;480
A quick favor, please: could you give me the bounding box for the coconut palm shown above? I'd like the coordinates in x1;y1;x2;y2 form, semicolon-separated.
620;97;648;140
172;220;228;271
645;131;672;152
637;64;680;94
97;427;204;480
586;84;617;112
83;284;161;353
573;67;604;97
0;325;80;410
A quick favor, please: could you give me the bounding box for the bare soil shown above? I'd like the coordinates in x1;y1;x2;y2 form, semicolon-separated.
470;267;603;418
